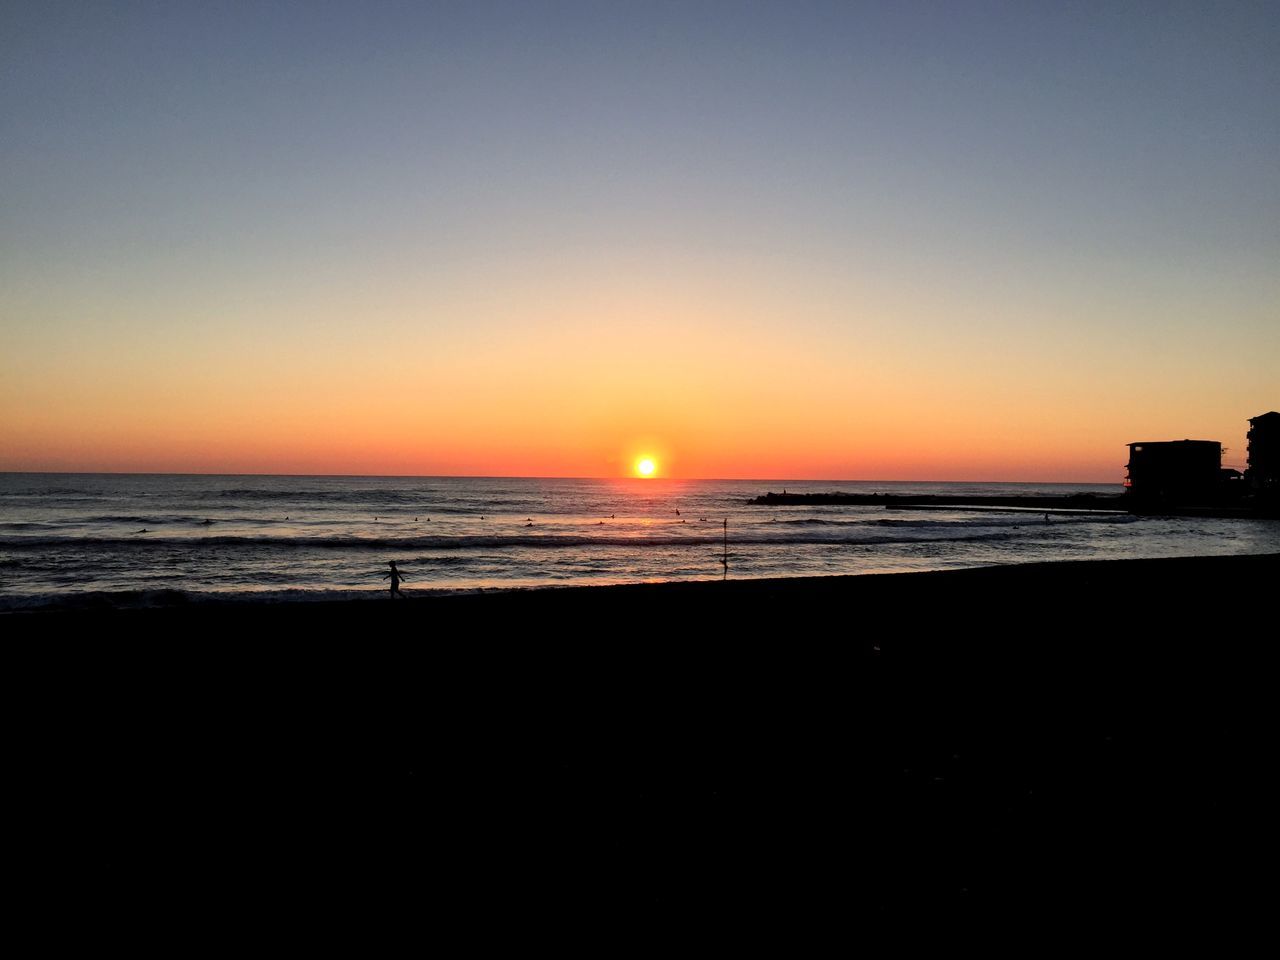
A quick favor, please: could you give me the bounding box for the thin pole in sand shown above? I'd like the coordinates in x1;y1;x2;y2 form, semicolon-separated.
722;518;729;580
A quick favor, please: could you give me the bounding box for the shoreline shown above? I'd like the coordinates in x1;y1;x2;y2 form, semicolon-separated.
5;552;1274;619
7;551;1278;620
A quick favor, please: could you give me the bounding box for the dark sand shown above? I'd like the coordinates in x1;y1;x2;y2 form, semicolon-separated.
10;553;1277;927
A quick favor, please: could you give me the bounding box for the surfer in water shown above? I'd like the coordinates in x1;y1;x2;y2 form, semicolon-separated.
382;560;407;598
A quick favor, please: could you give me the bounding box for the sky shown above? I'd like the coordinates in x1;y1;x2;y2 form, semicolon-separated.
2;1;1277;480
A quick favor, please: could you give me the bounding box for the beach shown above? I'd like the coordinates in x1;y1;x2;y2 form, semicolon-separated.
11;552;1276;924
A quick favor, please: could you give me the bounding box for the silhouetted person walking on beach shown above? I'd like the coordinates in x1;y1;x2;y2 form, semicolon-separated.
383;561;406;598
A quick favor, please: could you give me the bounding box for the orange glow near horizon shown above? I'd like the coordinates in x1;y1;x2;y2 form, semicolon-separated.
0;269;1270;482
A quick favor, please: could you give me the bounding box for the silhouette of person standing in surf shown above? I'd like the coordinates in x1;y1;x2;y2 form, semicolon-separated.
382;560;407;598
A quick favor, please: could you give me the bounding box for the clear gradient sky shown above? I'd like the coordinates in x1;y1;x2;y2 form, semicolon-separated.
3;1;1277;480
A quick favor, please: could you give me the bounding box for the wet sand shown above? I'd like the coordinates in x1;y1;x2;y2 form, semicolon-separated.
10;553;1277;925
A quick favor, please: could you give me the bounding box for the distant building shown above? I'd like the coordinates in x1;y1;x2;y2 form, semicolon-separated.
1245;411;1280;496
1125;439;1222;503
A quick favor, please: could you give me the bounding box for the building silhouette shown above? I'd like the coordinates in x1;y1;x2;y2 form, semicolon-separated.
1124;439;1222;503
1245;411;1280;497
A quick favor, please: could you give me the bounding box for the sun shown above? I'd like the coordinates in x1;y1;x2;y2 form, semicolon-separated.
636;457;656;478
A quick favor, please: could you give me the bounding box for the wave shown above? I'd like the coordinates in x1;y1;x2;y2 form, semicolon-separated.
0;515;218;527
0;528;1028;553
207;487;489;506
875;515;1138;528
771;514;1136;529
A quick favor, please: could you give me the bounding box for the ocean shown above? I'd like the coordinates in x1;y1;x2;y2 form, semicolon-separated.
2;473;1277;610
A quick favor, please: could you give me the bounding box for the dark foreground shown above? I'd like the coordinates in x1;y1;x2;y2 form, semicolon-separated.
10;554;1278;933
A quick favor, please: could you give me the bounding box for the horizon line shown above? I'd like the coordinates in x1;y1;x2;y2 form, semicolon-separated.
0;469;1121;485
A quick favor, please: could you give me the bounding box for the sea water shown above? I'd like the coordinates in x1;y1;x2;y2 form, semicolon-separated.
1;473;1277;609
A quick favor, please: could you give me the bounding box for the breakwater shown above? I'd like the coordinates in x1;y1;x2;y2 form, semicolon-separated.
748;492;1127;511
